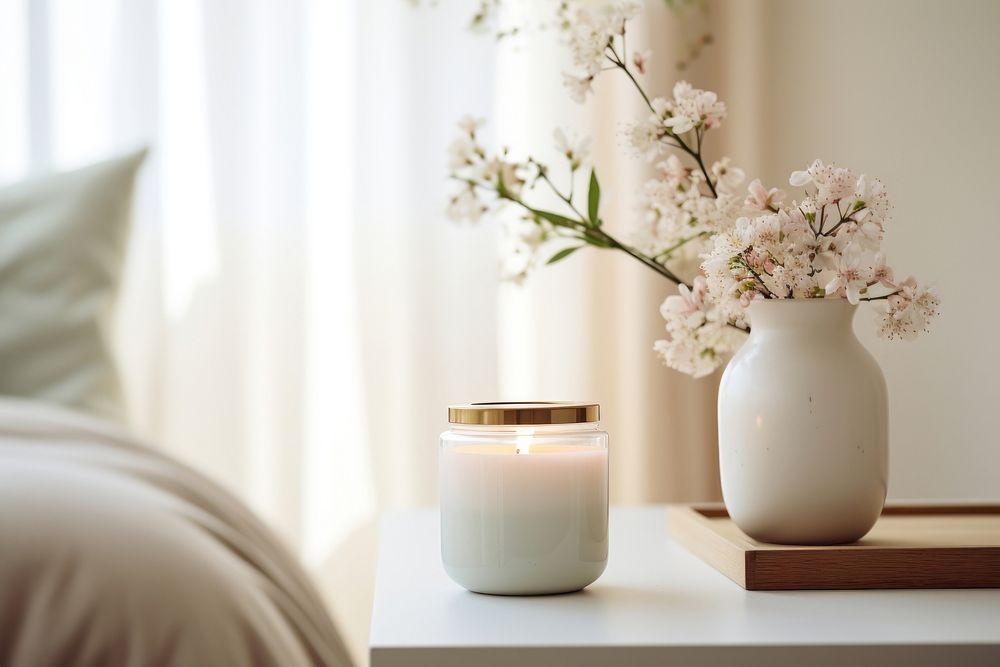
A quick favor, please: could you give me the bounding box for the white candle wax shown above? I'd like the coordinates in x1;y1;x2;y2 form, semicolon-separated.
440;443;608;595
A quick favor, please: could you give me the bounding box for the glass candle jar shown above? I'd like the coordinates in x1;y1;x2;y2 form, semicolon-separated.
440;402;609;595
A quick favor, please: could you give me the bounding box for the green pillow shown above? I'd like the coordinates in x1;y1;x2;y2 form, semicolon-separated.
0;149;147;421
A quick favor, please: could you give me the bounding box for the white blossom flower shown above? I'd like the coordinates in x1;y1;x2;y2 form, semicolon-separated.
662;115;694;135
654;277;745;378
517;220;547;250
625;117;664;161
662;81;727;134
653;336;717;378
746;213;781;248
563;71;596;103
657;154;689;181
498;219;552;284
709;219;752;258
456;115;485;137
781;252;820;298
560;1;642;100
789;169;811;188
614;1;643;25
588;1;642;39
553;128;591;170
564;21;609;76
840;218;884;254
711;158;745;191
650;96;672;119
634;154;747;267
481;158;526;196
777;207;812;247
448;135;479;171
447;186;487;223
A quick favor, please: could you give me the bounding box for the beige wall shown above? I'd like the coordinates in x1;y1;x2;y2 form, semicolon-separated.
745;0;1000;498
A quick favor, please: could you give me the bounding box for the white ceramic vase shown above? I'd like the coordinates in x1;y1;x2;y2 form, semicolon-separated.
718;298;888;545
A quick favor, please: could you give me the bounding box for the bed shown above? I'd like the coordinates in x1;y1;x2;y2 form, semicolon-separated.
0;397;352;666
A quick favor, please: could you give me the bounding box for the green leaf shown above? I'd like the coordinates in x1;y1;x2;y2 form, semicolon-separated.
531;208;579;229
581;229;612;248
587;169;601;226
546;245;584;265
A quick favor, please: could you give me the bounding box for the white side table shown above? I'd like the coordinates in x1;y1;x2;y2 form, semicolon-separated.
369;506;1000;667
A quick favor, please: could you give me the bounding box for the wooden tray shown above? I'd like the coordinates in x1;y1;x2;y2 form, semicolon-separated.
669;503;1000;590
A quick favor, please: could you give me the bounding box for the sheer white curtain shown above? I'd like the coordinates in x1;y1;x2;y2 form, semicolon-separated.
0;0;502;563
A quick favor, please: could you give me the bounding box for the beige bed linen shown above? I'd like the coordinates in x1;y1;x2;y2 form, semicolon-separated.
0;397;352;667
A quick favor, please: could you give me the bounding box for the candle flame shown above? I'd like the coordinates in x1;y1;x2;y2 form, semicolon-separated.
514;428;534;455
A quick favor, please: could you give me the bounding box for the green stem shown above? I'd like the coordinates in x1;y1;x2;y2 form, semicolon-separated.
675;134;718;198
593;228;687;284
822;211;861;238
537;169;587;222
605;50;654;113
654;232;709;260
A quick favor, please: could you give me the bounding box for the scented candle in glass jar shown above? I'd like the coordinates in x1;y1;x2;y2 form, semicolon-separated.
440;402;609;595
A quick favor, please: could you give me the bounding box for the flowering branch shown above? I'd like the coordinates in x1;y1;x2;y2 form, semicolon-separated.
445;0;938;377
491;164;688;286
605;43;719;198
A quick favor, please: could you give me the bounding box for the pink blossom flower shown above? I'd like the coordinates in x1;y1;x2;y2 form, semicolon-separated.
657;155;689;183
632;49;652;75
790;159;856;205
744;179;786;211
853;174;890;223
875;277;939;340
661;277;708;317
869;252;895;289
838;218;883;254
825;253;868;304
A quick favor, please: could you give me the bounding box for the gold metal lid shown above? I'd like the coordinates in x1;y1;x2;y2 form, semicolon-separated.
448;402;600;426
